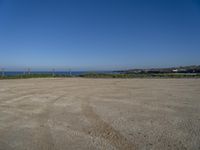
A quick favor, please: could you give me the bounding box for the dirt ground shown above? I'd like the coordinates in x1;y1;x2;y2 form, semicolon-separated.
0;78;200;150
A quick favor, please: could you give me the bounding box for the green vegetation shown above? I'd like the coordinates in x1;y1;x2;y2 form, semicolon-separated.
0;74;72;79
79;73;200;78
0;72;200;80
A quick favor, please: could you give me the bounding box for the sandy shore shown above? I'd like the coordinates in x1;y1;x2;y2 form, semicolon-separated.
0;78;200;150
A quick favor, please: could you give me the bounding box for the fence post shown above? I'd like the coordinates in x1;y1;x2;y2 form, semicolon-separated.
65;68;68;77
23;68;26;75
1;68;5;77
52;68;55;77
28;68;31;75
69;68;71;76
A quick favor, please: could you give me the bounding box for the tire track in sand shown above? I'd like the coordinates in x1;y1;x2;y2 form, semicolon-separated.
33;94;66;150
81;97;136;150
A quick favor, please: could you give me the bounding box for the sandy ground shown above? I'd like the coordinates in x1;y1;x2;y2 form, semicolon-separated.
0;78;200;150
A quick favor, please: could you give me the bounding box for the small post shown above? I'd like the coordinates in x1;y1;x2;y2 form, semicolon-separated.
69;68;71;76
65;68;68;77
52;68;55;77
28;68;31;75
23;68;26;75
1;68;5;77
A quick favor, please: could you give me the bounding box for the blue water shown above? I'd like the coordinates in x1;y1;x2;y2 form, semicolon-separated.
1;71;118;76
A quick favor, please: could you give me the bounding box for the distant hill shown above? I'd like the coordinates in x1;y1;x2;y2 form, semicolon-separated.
119;65;200;74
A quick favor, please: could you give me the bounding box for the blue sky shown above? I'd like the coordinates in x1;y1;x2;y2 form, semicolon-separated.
0;0;200;70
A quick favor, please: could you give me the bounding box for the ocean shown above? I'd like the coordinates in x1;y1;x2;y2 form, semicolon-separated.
0;71;118;76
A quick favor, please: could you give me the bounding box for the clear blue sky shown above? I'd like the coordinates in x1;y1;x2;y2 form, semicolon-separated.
0;0;200;70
